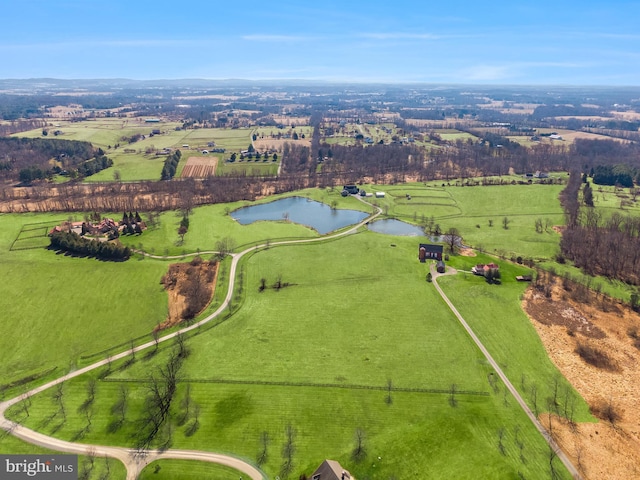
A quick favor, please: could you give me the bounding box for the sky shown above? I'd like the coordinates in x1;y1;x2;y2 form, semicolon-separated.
1;0;640;85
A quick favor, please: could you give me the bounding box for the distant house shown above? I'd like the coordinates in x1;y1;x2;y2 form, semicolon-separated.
419;244;443;262
144;118;160;123
472;263;499;276
375;191;385;198
311;460;353;480
343;185;359;195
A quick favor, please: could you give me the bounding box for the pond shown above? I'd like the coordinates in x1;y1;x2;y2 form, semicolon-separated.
231;196;369;234
367;219;427;236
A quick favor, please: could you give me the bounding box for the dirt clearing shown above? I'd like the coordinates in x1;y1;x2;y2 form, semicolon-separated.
523;284;640;479
181;156;219;178
158;257;218;330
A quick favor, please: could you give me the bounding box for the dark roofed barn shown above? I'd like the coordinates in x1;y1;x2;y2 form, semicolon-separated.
419;243;443;262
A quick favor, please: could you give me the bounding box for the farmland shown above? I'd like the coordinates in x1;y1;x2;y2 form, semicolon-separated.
4;230;585;479
1;81;640;480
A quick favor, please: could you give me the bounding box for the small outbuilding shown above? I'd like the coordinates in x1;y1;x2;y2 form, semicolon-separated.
436;260;446;273
375;191;385;198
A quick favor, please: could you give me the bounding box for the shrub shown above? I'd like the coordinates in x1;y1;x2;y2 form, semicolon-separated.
590;398;621;424
575;342;618;371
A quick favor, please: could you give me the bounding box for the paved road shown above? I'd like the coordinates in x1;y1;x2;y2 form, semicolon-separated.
0;197;381;480
430;264;583;480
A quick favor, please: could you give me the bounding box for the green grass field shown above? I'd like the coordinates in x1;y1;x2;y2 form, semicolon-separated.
366;183;566;259
0;213;169;390
139;460;245;480
6;231;582;479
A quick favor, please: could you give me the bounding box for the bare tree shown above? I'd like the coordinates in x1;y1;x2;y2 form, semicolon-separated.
497;427;506;456
280;423;296;478
108;385;129;433
385;379;393;405
257;431;269;466
352;428;367;462
449;383;458;407
215;236;236;258
445;227;461;253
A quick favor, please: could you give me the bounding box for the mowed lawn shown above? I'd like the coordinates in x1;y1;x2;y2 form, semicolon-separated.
8;232;575;479
139;460;245;480
0;213;169;389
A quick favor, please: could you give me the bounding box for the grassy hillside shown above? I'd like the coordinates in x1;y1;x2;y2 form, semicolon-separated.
7;232;578;479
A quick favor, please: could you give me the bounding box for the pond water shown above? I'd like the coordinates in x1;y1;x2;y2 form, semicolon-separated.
231;196;369;234
367;219;426;236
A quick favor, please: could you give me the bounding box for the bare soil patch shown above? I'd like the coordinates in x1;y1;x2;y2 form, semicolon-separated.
458;247;476;257
158;257;218;330
253;138;311;152
523;285;640;479
181;156;219;178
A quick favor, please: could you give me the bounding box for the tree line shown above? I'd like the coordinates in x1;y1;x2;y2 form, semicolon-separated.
49;230;131;260
161;150;182;180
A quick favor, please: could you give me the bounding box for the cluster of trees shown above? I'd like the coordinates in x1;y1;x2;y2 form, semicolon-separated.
76;155;113;177
0;119;46;136
18;166;48;184
179;257;215;320
49;231;131;260
560;171;640;286
0;137;95;181
590;164;637;187
161;150;181;180
121;211;144;235
560;209;640;285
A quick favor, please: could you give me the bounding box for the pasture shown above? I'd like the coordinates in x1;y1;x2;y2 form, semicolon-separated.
0;213;169;390
139;460;244;480
367;183;566;259
6;232;581;479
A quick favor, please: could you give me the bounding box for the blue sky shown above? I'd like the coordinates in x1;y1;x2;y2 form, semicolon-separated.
1;0;639;85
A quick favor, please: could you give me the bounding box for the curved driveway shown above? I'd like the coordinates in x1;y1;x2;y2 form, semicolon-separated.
0;197;382;480
430;264;582;480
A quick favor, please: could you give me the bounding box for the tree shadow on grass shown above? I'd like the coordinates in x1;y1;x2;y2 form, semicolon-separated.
184;419;199;437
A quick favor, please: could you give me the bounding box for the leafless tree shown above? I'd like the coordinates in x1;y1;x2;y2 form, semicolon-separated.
449;383;458;407
257;431;269;466
385;379;393;405
352;428;367;462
